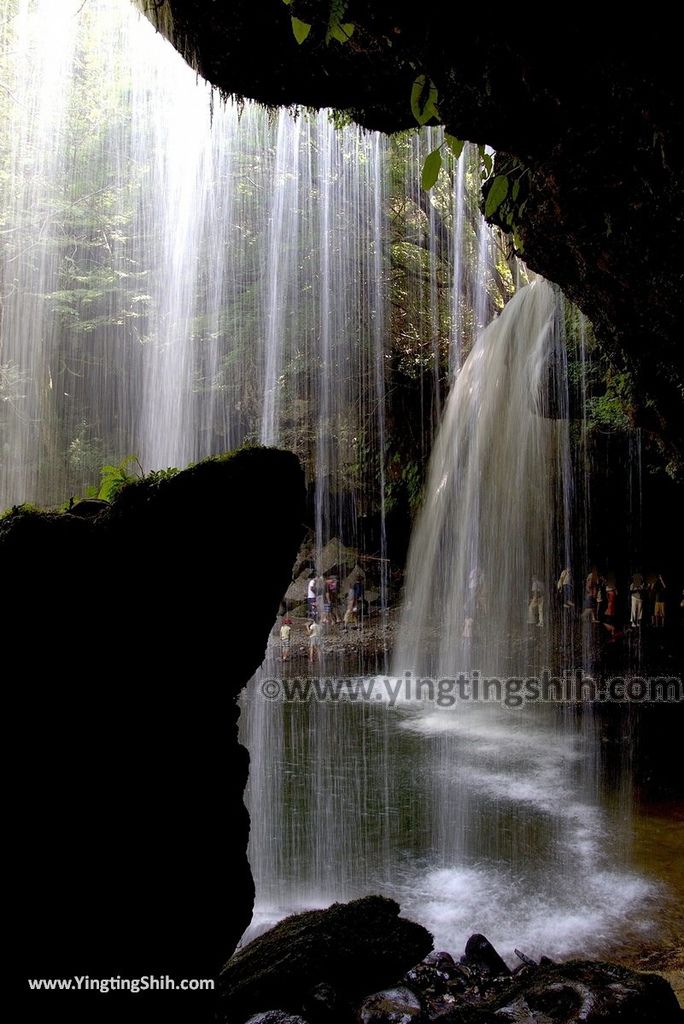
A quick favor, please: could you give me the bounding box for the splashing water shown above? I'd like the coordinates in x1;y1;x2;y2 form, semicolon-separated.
394;280;567;678
242;290;655;961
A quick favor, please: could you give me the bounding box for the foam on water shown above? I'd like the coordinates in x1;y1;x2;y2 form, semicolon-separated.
399;863;655;962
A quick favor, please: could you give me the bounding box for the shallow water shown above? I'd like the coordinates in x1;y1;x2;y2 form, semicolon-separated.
241;672;679;965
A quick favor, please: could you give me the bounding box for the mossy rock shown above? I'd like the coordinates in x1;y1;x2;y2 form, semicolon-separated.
219;896;433;1022
8;447;305;1020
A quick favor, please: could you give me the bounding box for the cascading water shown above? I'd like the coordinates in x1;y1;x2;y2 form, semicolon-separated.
0;1;80;503
1;0;392;578
394;280;566;678
244;282;653;959
384;280;649;955
2;0;661;970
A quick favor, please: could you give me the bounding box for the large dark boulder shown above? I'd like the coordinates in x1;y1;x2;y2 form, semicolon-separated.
485;959;683;1023
8;447;305;1022
219;896;434;1022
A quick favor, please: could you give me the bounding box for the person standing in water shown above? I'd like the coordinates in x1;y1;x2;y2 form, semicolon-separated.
528;575;544;627
307;573;317;620
557;566;574;608
630;573;645;627
308;618;323;664
651;574;667;627
280;617;292;662
582;569;599;622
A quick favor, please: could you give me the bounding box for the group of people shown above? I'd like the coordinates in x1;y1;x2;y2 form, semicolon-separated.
279;570;368;663
306;571;366;630
464;566;676;637
556;567;672;633
280;616;325;665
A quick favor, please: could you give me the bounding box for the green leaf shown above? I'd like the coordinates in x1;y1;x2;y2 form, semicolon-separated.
512;229;524;252
421;147;442;191
411;75;439;126
485;175;509;218
511;179;520;202
329;21;354;42
444;134;464;160
481;152;493;178
291;17;311;44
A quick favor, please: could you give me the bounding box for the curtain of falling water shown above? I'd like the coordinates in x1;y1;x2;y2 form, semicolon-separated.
242;142;487;932
0;1;79;503
0;0;391;577
449;151;466;374
386;283;644;956
393;281;566;679
243;282;650;959
2;0;648;964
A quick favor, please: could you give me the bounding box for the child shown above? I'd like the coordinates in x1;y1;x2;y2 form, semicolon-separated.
308;619;323;663
280;617;292;662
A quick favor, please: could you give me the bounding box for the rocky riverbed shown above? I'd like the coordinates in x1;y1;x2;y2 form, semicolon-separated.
219;896;683;1023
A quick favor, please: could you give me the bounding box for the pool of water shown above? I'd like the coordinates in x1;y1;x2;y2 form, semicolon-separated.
240;664;682;967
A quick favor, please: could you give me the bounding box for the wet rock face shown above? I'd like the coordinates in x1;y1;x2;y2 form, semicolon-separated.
358;986;423;1023
8;448;305;1021
462;935;511;980
301;982;347;1023
227;929;679;1024
402;952;471;1021
485;959;683;1023
220;916;682;1024
219;896;434;1022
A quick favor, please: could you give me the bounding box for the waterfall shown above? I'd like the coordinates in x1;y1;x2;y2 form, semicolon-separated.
0;0;80;504
393;280;567;678
2;0;655;970
0;0;393;580
244;281;652;961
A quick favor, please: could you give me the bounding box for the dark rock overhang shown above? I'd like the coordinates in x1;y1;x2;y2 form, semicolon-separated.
135;1;684;468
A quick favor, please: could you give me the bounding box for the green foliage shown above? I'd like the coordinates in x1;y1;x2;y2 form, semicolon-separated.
0;502;40;522
401;459;424;516
327;21;354;44
326;0;354;43
479;158;531;254
283;1;354;46
484;175;509;217
411;75;439;126
0;361;30;405
67;421;105;476
587;391;632;430
420;134;466;192
291;17;311;44
385;453;425;518
444;134;465;160
329;109;354;130
141;466;181;486
564;312;635;436
97;455;143;502
421;147;442;191
479;147;493;178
